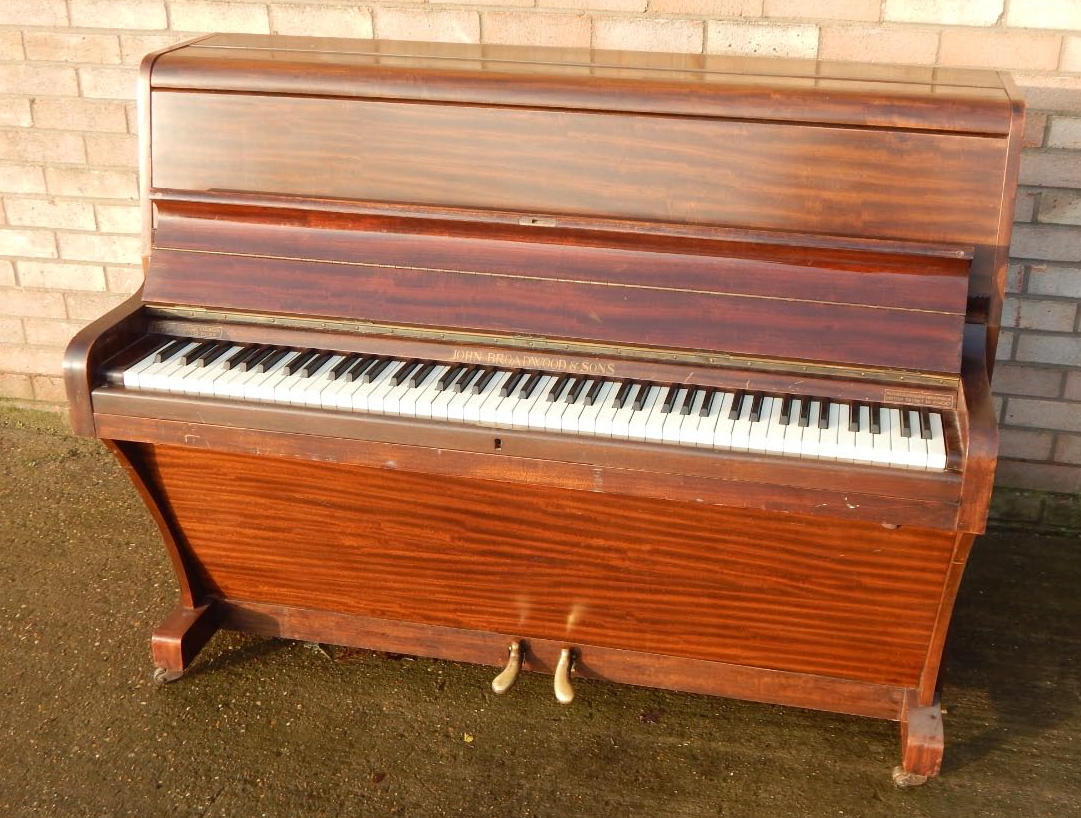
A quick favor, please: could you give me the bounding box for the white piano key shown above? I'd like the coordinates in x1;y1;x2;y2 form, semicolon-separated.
141;341;201;391
250;352;303;402
833;403;858;463
594;382;634;438
852;404;876;464
870;406;894;465
904;409;930;470
677;390;708;446
886;407;911;468
626;386;662;441
350;361;404;412
660;388;690;444
468;371;513;425
398;364;449;418
746;396;775;454
535;378;571;432
510;375;556;430
122;341;173;388
641;390;672;444
816;402;840;461
189;345;246;396
927;412;947;470
728;394;754;452
782;398;805;457
560;382;595;434
575;381;618;436
298;354;345;407
705;391;736;450
761;397;787;455
800;400;823;460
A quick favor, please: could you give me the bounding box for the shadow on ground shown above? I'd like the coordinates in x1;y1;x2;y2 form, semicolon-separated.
1;405;1078;817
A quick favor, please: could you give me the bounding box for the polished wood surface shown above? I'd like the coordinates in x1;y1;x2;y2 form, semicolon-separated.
63;36;1025;780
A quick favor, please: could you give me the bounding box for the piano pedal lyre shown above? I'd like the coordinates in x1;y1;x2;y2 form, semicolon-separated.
491;640;523;694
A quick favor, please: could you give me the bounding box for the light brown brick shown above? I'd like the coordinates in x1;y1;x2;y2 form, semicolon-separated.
705;20;816;57
22;318;88;347
0;260;14;286
1014;188;1036;222
45;167;138;200
1047;116;1081;149
1015;334;1081;367
1054;434;1081;465
0;373;34;401
30;374;66;403
999;427;1055;461
78;67;138;101
1002;296;1077;332
0;65;79;97
4;198;96;231
1010;224;1081;262
597;17;704;53
68;0;167;30
1023;113;1047;148
436;0;532;8
483;12;592;49
95;205;141;235
374;8;481;44
0;31;23;61
1007;262;1026;294
0;345;62;377
0;228;57;259
0;288;67;319
1063;36;1081;72
537;0;646;11
939;29;1060;72
1006;397;1081;433
0;318;24;345
0;0;67;26
23;32;122;65
0;99;32;129
995;328;1014;361
1038;191;1081;227
1015;76;1081;115
105;265;145;293
16;261;107;291
120;34;190;65
819;24;939;64
992;362;1064;397
64;292;129;321
995;459;1080;493
884;0;1002;26
650;0;761;14
85;134;138;168
1067;371;1081;400
765;0;879;22
31;99;128;135
170;1;270;34
57;232;141;265
1008;1;1081;30
269;4;374;37
1027;265;1081;298
0;163;46;196
0;131;86;165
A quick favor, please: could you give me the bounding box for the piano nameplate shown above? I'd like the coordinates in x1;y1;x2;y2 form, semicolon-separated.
882;388;957;411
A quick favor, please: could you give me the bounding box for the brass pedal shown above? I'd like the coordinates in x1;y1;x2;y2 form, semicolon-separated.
554;647;575;704
491;641;523;695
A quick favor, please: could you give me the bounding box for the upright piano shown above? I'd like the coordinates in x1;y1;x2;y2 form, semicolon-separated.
65;34;1024;783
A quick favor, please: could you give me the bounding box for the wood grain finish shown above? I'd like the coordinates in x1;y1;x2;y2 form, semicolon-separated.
137;443;957;689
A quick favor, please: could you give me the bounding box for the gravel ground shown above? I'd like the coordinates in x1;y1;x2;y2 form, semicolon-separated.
1;403;1079;818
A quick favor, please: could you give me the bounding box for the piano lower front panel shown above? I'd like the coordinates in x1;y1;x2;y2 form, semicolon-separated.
133;442;959;691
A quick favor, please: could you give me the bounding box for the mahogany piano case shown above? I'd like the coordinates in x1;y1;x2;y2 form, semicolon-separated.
64;35;1024;783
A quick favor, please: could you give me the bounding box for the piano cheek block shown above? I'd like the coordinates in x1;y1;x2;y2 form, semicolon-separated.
72;33;1022;785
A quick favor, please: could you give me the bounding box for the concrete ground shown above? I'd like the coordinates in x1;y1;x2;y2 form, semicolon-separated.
1;404;1079;818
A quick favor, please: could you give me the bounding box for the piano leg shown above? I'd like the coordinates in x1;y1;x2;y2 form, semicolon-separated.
894;690;944;786
150;602;218;683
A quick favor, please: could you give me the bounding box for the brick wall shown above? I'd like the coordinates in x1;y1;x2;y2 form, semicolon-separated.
2;0;1080;501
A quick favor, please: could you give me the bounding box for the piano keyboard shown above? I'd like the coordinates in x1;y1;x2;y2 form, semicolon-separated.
116;338;949;471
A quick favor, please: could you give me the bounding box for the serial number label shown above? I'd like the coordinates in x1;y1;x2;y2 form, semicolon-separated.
451;348;616;376
882;388;956;410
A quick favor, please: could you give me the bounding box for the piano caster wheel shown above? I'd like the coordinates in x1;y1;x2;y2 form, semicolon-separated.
491;641;523;695
554;647;576;704
891;766;929;788
153;666;185;685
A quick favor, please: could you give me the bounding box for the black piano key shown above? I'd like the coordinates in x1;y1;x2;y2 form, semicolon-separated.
585;378;605;406
729;390;746;420
798;398;812;428
748;393;765;423
143;336;173;363
457;366;483;393
899;406;913;439
438;364;465;390
660;385;680;413
919;407;933;440
473;368;498;394
848;402;861;432
500;369;525;396
409;362;436;387
342;356;375;382
869;402;882;434
226;345;260;370
302;352;334;377
254;347;288;373
365;357;393;381
632;383;653;411
155;338;189;363
519;372;544;399
778;394;793;426
679;387;697;415
392;360;421;385
700;389;718;417
818;399;832;429
198;342;231;367
548;374;573;401
613;381;634;409
567;377;589;403
330;354;360;380
285;350;318;375
182;340;217;365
